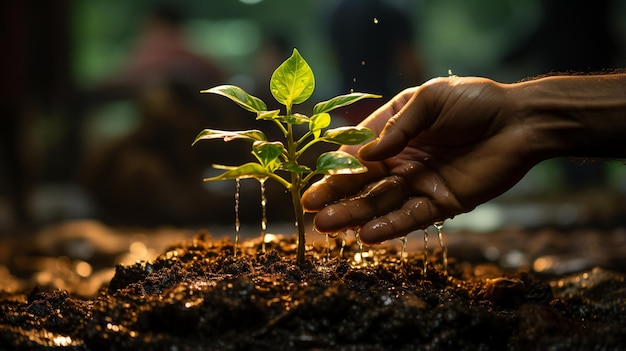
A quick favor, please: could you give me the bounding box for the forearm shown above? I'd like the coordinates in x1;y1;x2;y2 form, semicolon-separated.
509;74;626;160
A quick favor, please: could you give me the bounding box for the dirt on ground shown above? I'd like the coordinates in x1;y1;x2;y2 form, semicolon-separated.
0;230;625;351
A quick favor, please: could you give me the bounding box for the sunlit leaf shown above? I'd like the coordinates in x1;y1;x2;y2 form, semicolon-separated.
257;111;309;125
204;162;270;181
281;162;311;173
192;129;266;146
321;126;375;145
252;141;285;168
256;109;280;121
313;93;382;114
309;113;331;138
315;151;367;175
201;85;267;113
270;48;315;106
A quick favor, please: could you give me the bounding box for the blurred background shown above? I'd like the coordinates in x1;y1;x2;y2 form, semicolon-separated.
0;0;626;296
1;0;626;283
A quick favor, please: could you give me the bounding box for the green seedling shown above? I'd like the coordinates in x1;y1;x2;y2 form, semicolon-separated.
193;48;380;264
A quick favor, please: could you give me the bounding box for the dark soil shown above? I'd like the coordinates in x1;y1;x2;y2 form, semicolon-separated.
1;231;625;351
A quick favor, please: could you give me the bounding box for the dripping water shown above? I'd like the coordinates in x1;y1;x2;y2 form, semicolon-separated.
399;236;408;263
434;221;448;276
355;228;364;265
234;178;241;257
259;178;268;253
325;234;331;261
423;228;429;276
339;231;347;258
324;231;339;261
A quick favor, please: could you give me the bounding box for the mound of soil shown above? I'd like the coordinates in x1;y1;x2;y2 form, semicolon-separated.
1;231;625;350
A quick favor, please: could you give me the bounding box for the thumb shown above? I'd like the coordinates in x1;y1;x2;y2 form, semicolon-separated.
358;86;436;161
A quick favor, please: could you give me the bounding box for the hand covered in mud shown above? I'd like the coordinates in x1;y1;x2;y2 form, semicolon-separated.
302;76;540;244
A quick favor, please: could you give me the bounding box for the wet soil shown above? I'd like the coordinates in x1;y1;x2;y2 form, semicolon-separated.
1;231;625;351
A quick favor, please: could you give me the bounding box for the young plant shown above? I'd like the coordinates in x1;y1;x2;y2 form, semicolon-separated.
192;48;379;264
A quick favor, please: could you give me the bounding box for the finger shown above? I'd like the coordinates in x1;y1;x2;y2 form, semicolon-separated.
358;197;443;244
302;171;376;212
311;176;408;233
355;161;466;244
359;85;437;161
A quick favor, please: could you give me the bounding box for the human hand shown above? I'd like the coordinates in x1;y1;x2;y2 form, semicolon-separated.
302;76;540;244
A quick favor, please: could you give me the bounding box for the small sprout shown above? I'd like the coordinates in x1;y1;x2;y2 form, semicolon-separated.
193;48;380;264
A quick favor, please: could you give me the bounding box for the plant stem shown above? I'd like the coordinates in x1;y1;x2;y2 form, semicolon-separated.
284;103;306;264
290;172;306;264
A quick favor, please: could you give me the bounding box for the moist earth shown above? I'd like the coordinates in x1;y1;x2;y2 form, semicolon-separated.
0;231;625;351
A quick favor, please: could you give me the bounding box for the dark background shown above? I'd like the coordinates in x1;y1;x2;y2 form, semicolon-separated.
1;0;626;235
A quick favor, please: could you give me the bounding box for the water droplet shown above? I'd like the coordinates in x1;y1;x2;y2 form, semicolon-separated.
361;60;366;66
423;228;429;276
234;178;241;257
259;178;268;253
373;17;379;24
354;228;365;265
434;221;448;276
399;236;408;262
325;234;331;261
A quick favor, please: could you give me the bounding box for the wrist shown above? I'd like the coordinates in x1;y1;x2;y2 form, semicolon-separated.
509;74;626;161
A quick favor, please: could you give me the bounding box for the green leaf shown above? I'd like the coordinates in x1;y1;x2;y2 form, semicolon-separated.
321;126;375;145
313;93;382;114
265;113;310;125
252;141;284;168
256;111;310;125
309;113;331;138
281;162;311;173
192;129;266;146
315;151;367;175
257;111;309;125
270;48;315;106
256;109;280;120
205;163;270;181
201;85;267;113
